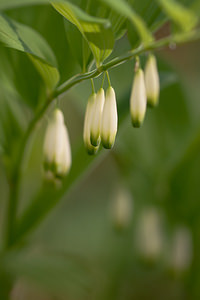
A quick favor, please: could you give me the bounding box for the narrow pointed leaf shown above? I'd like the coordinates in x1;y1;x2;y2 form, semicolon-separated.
157;0;198;32
51;1;114;66
99;0;153;45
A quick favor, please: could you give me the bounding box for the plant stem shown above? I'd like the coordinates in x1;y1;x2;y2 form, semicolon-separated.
4;99;51;249
5;28;200;249
53;29;200;98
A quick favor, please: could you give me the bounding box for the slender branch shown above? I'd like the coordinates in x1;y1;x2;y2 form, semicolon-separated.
53;29;200;98
5;28;200;249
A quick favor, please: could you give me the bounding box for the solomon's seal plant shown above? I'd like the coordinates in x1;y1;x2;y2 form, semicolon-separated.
0;0;200;298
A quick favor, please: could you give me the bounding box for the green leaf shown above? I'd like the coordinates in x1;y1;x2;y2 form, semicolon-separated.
51;1;115;66
64;20;92;71
157;0;198;32
99;0;153;45
0;0;51;10
109;10;127;40
0;13;59;89
127;0;164;47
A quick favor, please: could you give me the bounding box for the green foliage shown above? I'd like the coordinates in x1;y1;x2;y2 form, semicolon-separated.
157;0;198;32
0;13;59;89
51;1;114;66
0;0;200;299
100;0;153;45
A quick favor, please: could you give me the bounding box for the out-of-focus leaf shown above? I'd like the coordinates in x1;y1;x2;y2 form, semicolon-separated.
109;11;126;40
192;0;200;17
157;0;198;32
0;61;28;176
51;1;114;66
127;0;164;47
0;13;59;89
64;20;92;71
0;0;51;10
14;144;108;244
2;250;94;296
99;0;153;45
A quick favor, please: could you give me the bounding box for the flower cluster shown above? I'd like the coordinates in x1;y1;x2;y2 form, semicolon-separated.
130;54;160;127
43;54;159;181
83;86;118;154
43;108;71;181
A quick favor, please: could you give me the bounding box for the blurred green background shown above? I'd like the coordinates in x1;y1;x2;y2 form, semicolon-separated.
1;1;200;299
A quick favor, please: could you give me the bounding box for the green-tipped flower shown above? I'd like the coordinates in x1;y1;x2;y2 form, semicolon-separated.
83;93;99;155
101;86;118;149
43;109;71;179
145;54;160;107
90;88;105;146
130;68;147;128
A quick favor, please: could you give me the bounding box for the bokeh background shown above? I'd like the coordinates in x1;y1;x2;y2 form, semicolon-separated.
1;1;200;300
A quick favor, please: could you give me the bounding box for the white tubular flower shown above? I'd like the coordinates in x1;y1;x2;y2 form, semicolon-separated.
101;86;118;149
130;68;147;128
43;109;72;179
90;88;105;147
145;54;160;107
83;93;99;155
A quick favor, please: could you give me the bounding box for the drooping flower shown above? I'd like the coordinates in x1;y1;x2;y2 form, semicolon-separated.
83;93;99;155
144;54;160;107
130;68;147;127
100;86;118;149
43;109;71;179
90;88;105;147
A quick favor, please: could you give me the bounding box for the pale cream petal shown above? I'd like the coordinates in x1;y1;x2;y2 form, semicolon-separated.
90;88;105;146
43;108;72;178
130;68;147;127
145;55;160;107
83;93;99;155
101;87;118;149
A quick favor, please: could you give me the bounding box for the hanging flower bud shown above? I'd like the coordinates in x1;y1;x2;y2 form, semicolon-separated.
90;88;105;147
101;86;118;149
43;109;71;179
130;68;147;128
145;54;160;107
83;93;99;155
